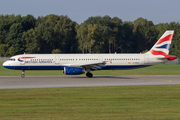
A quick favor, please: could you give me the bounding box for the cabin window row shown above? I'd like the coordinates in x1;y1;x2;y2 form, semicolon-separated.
104;58;140;61
60;59;76;61
27;58;140;61
31;59;53;61
79;59;98;61
60;59;98;61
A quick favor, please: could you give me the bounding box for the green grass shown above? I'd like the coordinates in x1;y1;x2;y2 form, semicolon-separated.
0;85;180;119
1;61;180;76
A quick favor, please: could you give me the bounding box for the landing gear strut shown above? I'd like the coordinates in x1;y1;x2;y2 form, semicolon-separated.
21;70;25;78
86;72;93;78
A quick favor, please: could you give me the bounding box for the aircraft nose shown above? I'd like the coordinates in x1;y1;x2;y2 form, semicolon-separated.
3;61;13;69
3;61;8;67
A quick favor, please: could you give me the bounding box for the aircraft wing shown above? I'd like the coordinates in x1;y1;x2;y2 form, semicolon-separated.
79;61;107;70
64;61;107;70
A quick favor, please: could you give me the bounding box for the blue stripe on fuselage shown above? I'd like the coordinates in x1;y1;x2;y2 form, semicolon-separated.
3;65;151;70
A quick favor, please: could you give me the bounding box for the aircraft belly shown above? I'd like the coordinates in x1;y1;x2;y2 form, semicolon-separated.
4;65;64;70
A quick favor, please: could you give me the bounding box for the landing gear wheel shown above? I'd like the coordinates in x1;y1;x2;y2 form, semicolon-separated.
86;72;93;78
21;74;25;78
21;70;25;78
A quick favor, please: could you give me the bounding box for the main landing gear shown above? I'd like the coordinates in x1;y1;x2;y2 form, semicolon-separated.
86;72;93;78
21;70;25;78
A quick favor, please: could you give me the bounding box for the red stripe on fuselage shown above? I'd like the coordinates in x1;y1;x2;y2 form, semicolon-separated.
18;57;36;59
156;34;173;45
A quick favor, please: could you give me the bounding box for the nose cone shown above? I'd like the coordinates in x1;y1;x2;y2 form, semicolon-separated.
3;61;15;70
3;61;11;69
3;61;7;66
2;61;9;68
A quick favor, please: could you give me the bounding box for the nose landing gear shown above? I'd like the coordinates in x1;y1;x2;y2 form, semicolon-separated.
21;70;25;78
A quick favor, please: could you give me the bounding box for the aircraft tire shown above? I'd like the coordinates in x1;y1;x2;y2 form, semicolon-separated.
21;74;25;78
89;73;93;78
86;72;93;78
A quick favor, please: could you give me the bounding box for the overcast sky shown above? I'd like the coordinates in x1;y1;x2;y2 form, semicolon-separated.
0;0;179;25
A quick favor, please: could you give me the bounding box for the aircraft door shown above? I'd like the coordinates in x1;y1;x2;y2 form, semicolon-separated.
98;56;103;61
55;56;60;64
144;55;149;64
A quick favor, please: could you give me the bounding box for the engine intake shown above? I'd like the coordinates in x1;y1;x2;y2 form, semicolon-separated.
64;67;85;75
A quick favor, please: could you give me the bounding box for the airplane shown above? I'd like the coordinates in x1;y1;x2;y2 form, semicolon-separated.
3;30;176;78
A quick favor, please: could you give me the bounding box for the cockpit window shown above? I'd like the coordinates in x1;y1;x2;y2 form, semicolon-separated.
9;58;15;61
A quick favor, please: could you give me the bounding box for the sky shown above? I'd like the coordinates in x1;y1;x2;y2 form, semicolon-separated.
0;0;179;25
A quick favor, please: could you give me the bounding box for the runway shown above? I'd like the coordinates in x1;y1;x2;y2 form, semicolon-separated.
0;75;180;89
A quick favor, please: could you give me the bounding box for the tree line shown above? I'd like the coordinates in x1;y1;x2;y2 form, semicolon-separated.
0;14;180;58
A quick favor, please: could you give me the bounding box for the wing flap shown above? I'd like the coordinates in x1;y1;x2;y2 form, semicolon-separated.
63;61;107;70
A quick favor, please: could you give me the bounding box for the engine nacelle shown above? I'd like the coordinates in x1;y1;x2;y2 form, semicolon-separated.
64;67;85;75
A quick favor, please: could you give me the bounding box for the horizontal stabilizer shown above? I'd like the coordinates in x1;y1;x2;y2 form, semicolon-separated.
157;55;176;60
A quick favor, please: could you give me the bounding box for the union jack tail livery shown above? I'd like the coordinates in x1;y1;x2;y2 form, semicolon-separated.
146;30;176;60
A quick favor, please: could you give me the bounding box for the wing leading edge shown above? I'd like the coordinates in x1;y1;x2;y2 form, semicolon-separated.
63;61;107;70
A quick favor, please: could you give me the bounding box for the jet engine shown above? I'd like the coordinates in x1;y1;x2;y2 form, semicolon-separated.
63;67;85;75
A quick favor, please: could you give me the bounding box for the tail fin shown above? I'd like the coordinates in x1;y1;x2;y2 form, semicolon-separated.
146;30;176;60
